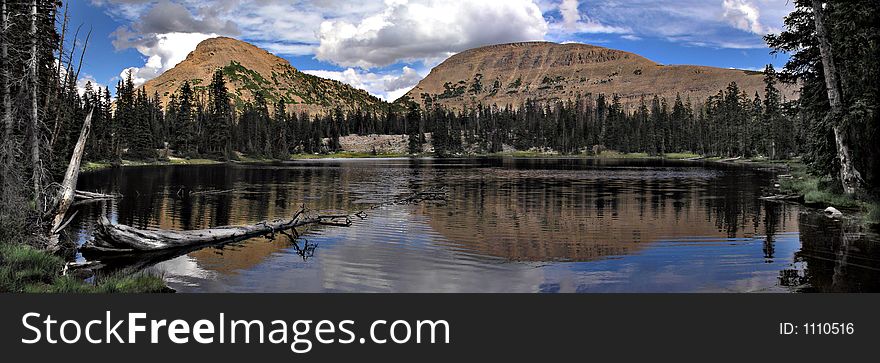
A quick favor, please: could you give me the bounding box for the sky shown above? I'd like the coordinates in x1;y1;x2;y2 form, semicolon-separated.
69;0;795;101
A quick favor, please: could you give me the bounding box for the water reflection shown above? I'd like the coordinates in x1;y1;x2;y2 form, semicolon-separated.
779;213;880;292
71;158;880;292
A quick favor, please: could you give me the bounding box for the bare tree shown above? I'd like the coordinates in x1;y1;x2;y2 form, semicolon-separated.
29;0;42;211
2;0;11;139
811;0;864;195
48;108;93;248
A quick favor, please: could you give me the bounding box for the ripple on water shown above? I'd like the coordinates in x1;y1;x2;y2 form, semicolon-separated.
71;158;880;292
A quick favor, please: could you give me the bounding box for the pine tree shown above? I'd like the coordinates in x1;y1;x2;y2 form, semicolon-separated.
406;103;423;154
273;100;289;159
763;65;785;159
175;81;196;155
207;69;232;159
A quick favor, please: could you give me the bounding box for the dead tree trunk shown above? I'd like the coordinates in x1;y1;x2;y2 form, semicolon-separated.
811;0;864;195
1;0;11;139
29;0;41;211
47;109;93;248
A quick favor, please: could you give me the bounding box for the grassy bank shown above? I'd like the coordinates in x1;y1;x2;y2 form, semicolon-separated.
485;150;701;159
290;151;407;159
0;243;169;293
80;152;413;172
775;163;879;224
81;157;221;173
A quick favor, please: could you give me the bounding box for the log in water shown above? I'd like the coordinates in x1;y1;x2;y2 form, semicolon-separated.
82;207;357;255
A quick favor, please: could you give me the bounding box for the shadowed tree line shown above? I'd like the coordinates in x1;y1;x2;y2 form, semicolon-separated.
424;72;798;159
75;67;801;162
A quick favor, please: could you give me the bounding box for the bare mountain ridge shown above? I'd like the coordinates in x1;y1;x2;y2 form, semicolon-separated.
140;37;384;115
404;41;797;110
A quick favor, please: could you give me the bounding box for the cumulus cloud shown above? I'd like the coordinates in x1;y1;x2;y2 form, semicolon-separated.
118;32;218;87
106;0;235;86
76;75;107;96
721;0;777;35
562;0;792;49
554;0;628;34
316;0;548;68
302;66;425;101
92;0;794;96
137;0;239;35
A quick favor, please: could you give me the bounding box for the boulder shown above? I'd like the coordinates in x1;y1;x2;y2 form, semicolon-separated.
824;207;843;219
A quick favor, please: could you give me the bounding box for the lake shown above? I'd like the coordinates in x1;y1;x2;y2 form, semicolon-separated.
72;158;880;292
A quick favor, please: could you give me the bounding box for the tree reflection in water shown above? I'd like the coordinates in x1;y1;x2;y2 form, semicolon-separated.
779;213;880;292
70;159;880;292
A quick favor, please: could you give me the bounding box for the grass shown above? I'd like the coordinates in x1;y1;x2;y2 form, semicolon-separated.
488;150;557;158
290;151;406;159
0;243;169;293
867;203;880;225
81;158;221;173
776;164;862;209
663;152;701;160
597;151;650;159
81;161;112;172
234;154;278;163
485;150;699;160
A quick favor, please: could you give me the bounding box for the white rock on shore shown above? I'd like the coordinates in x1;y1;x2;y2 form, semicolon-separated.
824;207;843;219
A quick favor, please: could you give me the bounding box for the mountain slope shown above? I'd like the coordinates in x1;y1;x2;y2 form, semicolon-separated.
141;37;385;115
404;42;797;109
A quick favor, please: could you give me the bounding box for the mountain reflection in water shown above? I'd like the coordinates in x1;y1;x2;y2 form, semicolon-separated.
71;158;880;292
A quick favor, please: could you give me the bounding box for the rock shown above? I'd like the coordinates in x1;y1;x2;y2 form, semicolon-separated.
824;207;843;219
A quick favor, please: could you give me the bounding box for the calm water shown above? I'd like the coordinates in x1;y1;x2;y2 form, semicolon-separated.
71;158;880;292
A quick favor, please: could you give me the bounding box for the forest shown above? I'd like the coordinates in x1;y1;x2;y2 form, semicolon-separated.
0;0;877;269
76;65;799;162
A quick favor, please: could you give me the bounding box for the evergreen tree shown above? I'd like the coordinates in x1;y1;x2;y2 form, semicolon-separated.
207;69;233;159
175;81;196;155
406;103;423;154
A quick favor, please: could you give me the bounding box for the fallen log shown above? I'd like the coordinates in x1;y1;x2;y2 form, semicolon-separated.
75;190;119;201
370;187;448;209
81;206;357;256
760;194;804;202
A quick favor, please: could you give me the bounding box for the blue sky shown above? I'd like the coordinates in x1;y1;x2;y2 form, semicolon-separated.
70;0;794;101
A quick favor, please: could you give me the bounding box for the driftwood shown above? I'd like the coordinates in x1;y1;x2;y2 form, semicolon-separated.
81;206;358;256
174;187;268;199
75;190;119;201
370;187;448;209
760;194;804;202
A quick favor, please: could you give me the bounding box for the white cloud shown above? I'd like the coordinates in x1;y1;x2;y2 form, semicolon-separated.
721;0;778;35
254;42;316;57
561;0;792;49
553;0;628;35
76;75;106;97
302;66;425;101
119;32;218;87
93;0;795;90
316;0;548;68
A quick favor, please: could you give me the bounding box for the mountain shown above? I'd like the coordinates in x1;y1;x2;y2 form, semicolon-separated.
141;37;385;115
403;42;797;110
